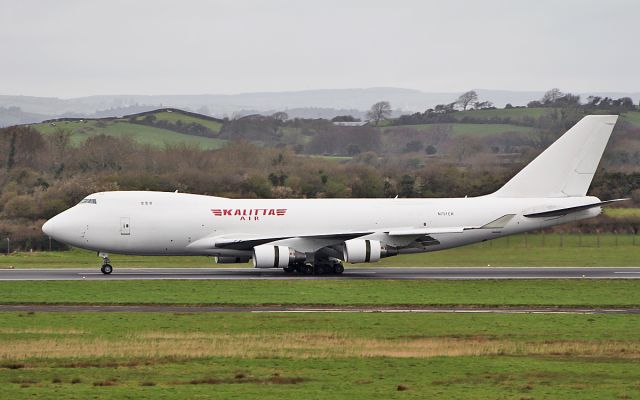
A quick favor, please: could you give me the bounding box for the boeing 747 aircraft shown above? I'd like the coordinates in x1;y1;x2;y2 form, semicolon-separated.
43;115;623;275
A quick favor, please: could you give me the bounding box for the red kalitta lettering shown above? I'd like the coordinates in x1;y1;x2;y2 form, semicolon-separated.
211;208;287;220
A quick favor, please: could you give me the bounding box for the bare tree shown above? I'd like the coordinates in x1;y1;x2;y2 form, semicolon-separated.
271;111;288;122
366;101;392;125
541;88;564;104
456;90;478;111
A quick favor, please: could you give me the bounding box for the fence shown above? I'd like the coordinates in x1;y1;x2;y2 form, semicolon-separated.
482;233;638;249
0;233;638;255
1;236;67;254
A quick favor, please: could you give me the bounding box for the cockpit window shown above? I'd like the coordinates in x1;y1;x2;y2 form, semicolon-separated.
79;198;97;204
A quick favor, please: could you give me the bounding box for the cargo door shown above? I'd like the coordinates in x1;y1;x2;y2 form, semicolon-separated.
120;217;131;235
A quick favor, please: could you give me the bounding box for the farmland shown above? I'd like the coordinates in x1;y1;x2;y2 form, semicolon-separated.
1;305;640;399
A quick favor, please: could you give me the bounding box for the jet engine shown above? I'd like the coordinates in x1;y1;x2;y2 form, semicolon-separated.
252;245;305;268
216;256;251;264
343;239;398;263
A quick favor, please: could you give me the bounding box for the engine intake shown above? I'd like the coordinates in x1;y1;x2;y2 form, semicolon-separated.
252;245;305;268
343;239;397;263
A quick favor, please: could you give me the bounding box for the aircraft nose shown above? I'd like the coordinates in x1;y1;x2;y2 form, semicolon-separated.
42;208;88;247
42;212;77;243
42;216;59;238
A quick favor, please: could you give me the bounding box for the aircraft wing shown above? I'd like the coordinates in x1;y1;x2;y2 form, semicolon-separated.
189;217;518;253
386;227;466;236
189;231;373;251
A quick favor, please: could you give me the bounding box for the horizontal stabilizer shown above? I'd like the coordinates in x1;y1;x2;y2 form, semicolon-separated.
523;199;628;218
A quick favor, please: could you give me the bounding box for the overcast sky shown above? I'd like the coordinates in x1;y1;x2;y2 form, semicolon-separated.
1;0;638;98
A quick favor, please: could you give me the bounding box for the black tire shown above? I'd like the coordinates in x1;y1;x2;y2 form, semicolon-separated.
101;264;113;275
333;263;344;275
301;264;314;275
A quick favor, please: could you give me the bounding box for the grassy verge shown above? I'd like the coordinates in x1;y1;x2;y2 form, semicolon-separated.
604;207;640;218
1;312;639;399
0;280;639;307
1;234;639;269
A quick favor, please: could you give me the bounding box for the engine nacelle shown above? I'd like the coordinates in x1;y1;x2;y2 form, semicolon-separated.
343;239;397;263
252;245;305;268
216;256;251;264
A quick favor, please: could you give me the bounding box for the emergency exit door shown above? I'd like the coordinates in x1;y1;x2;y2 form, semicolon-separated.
120;217;130;235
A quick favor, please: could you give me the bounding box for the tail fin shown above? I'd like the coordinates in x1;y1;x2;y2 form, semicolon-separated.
491;115;618;198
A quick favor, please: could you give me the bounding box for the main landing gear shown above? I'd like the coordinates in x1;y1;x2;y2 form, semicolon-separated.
99;252;113;275
285;260;344;275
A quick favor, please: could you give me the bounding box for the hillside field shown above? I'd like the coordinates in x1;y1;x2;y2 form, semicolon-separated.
30;113;226;150
25;108;640;153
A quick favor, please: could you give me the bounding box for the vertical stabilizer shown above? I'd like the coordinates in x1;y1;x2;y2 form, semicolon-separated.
491;115;618;198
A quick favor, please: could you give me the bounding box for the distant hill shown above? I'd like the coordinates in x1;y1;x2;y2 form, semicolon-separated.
30;108;226;150
0;106;50;127
3;88;639;126
24;106;640;163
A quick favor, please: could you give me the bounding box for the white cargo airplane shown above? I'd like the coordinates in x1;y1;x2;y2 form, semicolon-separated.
43;115;624;275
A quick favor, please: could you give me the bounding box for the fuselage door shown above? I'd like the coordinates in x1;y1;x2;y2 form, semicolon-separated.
120;217;131;235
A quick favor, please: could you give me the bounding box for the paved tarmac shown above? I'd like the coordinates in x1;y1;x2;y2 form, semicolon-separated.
1;266;640;280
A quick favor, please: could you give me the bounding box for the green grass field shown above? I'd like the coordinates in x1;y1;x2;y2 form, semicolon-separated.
451;109;640;129
604;207;640;218
622;111;640;127
1;234;637;270
0;280;638;307
1;311;639;399
453;107;555;121
31;120;227;150
387;122;536;137
130;110;223;133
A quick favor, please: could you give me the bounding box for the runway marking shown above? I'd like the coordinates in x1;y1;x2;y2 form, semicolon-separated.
2;267;640;281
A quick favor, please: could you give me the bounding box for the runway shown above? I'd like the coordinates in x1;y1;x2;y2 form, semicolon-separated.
1;266;640;280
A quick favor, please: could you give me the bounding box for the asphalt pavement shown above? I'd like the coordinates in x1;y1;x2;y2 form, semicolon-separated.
1;266;640;280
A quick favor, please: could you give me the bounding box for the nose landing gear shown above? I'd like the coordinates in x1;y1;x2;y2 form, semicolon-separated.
99;252;113;275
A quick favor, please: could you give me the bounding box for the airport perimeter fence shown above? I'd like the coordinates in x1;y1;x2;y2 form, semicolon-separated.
482;233;639;249
0;233;638;255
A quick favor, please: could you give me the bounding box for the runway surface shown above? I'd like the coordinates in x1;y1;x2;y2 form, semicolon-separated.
1;266;640;280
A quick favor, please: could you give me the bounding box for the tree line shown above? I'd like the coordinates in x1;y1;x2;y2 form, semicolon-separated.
1;88;640;251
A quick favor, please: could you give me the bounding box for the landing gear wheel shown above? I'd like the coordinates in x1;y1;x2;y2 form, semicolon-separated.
101;264;113;275
301;264;314;275
333;263;344;275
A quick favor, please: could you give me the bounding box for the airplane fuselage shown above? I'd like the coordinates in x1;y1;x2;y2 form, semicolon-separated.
44;190;601;258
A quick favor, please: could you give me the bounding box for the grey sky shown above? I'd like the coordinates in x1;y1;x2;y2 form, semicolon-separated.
1;0;638;98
